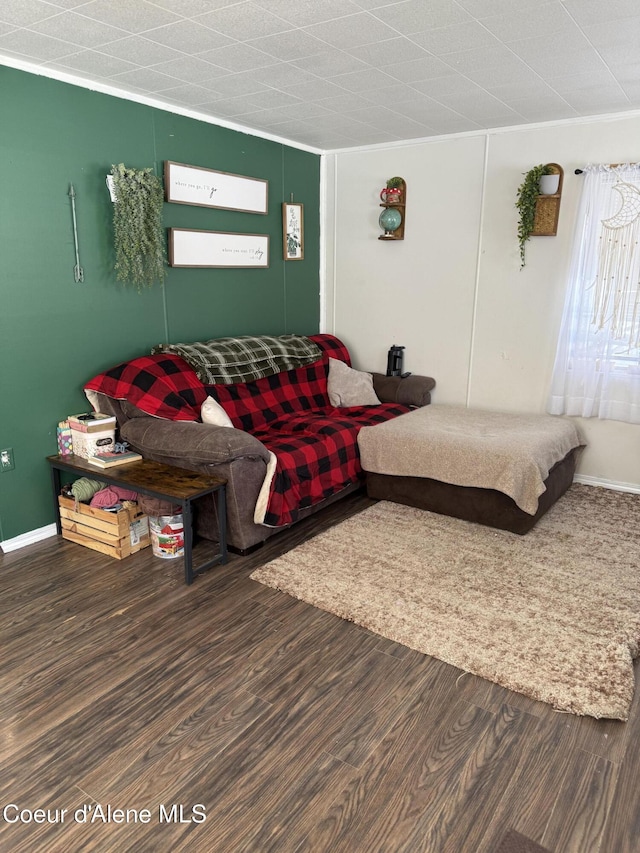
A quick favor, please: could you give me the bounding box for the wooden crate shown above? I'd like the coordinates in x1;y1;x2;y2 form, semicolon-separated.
59;495;150;560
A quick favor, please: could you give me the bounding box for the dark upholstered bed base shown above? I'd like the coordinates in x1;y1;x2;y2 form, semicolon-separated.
365;448;579;535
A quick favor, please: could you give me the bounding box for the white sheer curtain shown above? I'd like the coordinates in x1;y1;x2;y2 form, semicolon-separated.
548;164;640;424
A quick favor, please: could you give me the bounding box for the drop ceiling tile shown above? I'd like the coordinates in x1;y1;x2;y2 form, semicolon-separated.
346;37;427;66
346;105;405;126
29;11;128;47
248;29;329;61
454;0;540;17
98;35;184;65
259;117;318;136
426;116;482;133
410;20;501;54
480;3;579;44
606;62;640;85
276;101;333;119
392;97;465;124
280;78;350;100
196;3;291;40
511;44;609;79
254;0;362;26
155;83;214;105
0;29;76;60
304;13;399;50
371;0;472;33
0;0;60;27
329;67;399;93
152;56;227;84
205;71;268;97
487;78;566;102
344;128;401;144
440;93;522;123
411;74;488;98
317;93;374;112
361;84;430;108
443;43;532;75
77;0;181;33
48;49;138;76
238;108;293;127
546;69;622;98
46;0;122;7
246;88;302;108
383;55;455;83
508;29;595;61
143;20;234;53
581;17;640;57
196;42;278;72
366;114;433;138
561;85;631;113
290;49;367;78
562;0;640;26
151;0;232;14
506;95;579;122
110;67;179;91
619;80;640;102
247;62;317;88
202;95;266;116
351;0;413;7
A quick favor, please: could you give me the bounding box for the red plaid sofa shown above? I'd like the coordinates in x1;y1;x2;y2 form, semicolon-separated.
84;334;435;553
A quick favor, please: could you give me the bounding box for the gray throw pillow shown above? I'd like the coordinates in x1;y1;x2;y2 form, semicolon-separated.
327;357;381;407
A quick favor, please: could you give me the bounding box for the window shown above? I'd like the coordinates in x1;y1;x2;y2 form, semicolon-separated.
548;164;640;424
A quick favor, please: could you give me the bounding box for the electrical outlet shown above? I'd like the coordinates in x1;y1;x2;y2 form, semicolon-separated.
1;448;14;471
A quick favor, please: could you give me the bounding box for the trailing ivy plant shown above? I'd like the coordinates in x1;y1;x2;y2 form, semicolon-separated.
515;163;552;269
111;163;166;290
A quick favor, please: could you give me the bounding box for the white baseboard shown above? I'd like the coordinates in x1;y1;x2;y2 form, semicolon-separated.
573;475;640;495
1;523;57;554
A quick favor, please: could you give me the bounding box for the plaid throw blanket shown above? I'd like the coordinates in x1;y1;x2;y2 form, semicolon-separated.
151;335;322;385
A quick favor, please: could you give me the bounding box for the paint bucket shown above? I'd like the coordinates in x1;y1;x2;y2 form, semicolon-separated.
150;515;184;559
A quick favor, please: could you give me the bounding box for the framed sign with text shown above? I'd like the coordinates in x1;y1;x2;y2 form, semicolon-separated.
168;228;269;268
164;161;268;214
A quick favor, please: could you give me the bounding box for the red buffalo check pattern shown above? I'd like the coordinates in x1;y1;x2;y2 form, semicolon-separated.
84;353;207;421
85;334;411;527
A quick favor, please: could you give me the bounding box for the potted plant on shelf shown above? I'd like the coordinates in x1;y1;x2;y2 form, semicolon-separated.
515;163;552;269
380;176;404;205
111;163;166;290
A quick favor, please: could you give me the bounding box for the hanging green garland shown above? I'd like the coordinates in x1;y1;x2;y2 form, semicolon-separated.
111;163;166;290
515;163;552;269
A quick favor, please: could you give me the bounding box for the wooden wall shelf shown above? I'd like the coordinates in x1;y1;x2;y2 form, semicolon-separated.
379;178;406;241
532;163;563;236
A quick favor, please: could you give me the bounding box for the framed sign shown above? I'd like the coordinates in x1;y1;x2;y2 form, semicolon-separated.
283;202;304;260
168;228;269;268
164;161;268;214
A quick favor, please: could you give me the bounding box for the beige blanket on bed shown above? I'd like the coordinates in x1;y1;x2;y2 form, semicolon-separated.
357;405;585;515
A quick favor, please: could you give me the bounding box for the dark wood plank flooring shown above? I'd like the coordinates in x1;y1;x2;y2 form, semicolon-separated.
1;492;638;852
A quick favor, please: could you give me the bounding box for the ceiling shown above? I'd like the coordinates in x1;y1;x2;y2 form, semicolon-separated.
2;0;640;152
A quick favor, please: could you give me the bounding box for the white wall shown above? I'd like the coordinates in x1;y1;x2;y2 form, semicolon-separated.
325;113;640;490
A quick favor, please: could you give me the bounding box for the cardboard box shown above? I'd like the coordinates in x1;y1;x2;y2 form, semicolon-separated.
59;496;150;559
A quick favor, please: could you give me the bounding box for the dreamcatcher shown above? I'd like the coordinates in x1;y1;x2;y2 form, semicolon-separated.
592;179;640;352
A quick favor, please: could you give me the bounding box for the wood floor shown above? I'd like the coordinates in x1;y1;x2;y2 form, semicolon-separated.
1;492;639;853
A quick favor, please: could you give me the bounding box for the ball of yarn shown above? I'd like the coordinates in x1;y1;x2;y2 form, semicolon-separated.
90;485;139;508
71;478;104;502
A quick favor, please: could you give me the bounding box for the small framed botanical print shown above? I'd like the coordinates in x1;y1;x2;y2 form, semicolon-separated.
283;202;304;260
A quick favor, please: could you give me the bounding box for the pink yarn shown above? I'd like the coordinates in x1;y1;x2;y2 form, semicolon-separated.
90;486;138;508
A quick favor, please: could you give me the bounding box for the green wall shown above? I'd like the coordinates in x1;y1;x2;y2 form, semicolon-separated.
0;66;321;544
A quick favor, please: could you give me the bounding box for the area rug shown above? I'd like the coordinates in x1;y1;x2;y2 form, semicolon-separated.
251;485;640;719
